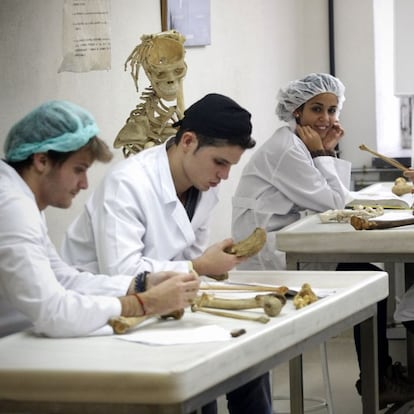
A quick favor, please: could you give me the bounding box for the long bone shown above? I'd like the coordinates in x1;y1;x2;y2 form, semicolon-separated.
194;292;285;317
359;144;408;172
191;304;270;324
200;284;289;295
109;309;184;334
350;215;414;230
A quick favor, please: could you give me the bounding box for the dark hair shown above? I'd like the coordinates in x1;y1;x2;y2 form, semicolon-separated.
173;129;256;150
7;137;113;172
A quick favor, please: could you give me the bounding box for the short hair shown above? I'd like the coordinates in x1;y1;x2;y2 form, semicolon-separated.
173;129;256;150
7;137;113;173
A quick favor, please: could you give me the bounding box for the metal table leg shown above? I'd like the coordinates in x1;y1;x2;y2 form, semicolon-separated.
289;355;304;414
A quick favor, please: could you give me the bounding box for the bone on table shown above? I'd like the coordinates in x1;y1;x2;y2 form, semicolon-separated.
350;215;414;230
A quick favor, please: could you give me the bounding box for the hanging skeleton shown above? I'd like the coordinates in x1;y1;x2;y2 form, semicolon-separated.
114;30;187;157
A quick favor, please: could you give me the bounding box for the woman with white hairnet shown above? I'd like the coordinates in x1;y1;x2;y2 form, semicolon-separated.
231;72;352;270
0;100;199;338
232;73;414;408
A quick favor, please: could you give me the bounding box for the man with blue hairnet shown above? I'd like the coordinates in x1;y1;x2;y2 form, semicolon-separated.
0;100;200;338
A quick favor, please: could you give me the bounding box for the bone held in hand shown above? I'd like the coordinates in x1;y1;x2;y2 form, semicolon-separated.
205;228;267;281
225;227;267;258
194;292;285;317
350;215;414;230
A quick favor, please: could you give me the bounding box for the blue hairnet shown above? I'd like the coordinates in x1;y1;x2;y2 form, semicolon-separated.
275;73;346;123
4;100;99;162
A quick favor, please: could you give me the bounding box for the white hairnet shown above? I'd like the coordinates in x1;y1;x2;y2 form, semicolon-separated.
275;73;345;123
4;100;99;162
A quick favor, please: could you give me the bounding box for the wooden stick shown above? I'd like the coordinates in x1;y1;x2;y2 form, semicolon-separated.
359;144;408;172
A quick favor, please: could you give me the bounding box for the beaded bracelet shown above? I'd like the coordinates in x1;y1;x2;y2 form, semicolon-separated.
135;271;149;293
134;293;147;316
310;149;336;158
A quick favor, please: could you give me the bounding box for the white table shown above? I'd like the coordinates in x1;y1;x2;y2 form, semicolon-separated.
276;208;414;308
276;207;414;379
0;270;388;414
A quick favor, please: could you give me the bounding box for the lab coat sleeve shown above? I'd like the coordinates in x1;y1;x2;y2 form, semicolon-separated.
48;237;133;296
0;196;125;338
273;144;351;211
394;284;414;322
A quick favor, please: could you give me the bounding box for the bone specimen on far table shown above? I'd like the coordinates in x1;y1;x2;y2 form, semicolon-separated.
319;205;384;223
392;177;413;196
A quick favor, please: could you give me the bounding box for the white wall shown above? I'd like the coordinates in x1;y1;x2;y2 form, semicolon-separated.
333;0;377;167
0;0;375;249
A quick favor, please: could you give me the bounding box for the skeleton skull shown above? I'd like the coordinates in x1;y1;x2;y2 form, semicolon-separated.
143;36;187;101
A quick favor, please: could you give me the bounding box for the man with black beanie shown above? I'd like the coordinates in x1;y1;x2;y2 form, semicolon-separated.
62;93;273;413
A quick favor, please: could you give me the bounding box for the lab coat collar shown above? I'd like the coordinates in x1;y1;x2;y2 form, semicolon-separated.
0;160;37;204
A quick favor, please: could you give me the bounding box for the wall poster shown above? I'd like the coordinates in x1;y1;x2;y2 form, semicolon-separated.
59;0;111;73
161;0;210;47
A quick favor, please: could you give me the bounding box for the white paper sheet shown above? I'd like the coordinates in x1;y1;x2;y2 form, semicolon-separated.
116;324;230;345
59;0;111;73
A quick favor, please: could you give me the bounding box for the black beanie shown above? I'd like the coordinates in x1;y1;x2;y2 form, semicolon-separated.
173;93;252;141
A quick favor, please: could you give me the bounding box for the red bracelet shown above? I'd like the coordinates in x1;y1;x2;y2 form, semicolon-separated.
134;293;147;316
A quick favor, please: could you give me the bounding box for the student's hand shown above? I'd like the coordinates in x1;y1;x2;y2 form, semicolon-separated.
403;169;414;183
192;239;246;276
296;125;324;152
146;271;179;289
141;272;200;315
322;122;345;151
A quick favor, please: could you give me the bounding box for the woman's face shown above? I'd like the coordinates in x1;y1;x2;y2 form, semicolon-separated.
295;93;339;139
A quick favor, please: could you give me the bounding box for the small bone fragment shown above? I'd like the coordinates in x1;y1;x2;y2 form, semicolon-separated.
392;177;413;196
230;328;246;337
293;283;318;309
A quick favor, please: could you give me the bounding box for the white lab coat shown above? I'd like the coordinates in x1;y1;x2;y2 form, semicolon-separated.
232;126;352;270
61;142;219;275
394;285;414;322
0;161;132;338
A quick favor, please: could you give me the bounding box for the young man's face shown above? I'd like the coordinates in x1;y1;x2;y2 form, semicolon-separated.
37;147;93;210
182;133;245;191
